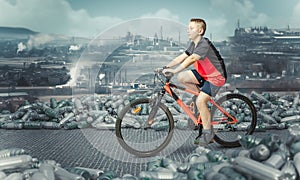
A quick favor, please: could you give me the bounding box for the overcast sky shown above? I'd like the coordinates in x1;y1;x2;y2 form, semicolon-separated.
0;0;299;41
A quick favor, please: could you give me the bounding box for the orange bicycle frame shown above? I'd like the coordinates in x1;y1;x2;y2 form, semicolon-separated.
163;82;238;126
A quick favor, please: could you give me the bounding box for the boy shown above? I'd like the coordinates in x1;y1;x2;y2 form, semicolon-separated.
162;18;227;145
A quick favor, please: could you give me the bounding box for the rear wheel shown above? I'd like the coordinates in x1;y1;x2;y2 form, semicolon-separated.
211;94;257;147
115;98;174;157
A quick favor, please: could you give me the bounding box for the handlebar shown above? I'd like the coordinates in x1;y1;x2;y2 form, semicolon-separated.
154;68;174;83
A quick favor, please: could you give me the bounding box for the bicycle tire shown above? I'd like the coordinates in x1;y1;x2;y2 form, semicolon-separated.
115;98;174;157
211;93;257;147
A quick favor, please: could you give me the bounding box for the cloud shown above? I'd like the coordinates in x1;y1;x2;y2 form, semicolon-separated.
203;0;271;40
210;0;270;26
291;2;300;28
0;0;123;37
0;0;181;38
140;8;180;21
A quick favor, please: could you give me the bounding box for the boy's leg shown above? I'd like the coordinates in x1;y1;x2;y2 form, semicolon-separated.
196;82;215;146
196;91;211;130
177;70;200;93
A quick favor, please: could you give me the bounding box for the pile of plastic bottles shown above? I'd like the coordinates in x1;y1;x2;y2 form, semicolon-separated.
0;90;299;131
2;124;300;179
249;91;300;129
0;147;120;180
0;94;147;130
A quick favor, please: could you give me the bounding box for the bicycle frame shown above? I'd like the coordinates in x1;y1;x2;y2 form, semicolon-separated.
163;81;238;126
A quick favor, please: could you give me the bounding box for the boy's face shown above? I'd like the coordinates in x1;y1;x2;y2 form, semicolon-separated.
187;21;203;40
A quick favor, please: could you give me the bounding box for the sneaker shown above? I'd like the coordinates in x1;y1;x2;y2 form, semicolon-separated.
194;129;215;146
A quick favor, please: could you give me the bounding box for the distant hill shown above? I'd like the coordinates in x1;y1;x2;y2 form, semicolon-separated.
0;27;38;39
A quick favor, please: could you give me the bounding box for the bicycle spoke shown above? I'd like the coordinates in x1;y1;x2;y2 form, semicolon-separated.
116;98;174;157
211;94;257;147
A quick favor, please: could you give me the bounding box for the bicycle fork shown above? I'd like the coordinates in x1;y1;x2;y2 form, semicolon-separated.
146;91;165;127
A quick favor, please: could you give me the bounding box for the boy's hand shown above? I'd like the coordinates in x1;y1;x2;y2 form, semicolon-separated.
162;68;175;77
155;67;164;73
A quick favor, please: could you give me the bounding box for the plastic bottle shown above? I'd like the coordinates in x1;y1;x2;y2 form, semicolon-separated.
59;112;75;125
177;163;191;173
292;152;300;178
280;109;300;117
259;134;281;152
264;150;287;169
41;122;61;129
292;93;299;108
238;135;261;149
187;168;202;180
151;121;169;131
63;121;78;130
38;163;55;180
0;155;33;171
225;149;250;159
53;166;84;180
0;148;27;158
281;115;300;123
185;153;209;164
195;146;211;155
258;111;277;124
21;110;32;121
147;157;162;171
161;158;178;173
23;122;41;129
0;171;6;179
249;144;270;161
203;170;228;180
50;98;58;109
97;171;117;180
139;171;187;180
43;106;59;119
251;91;271;105
1;122;23;129
3;172;23;180
254;124;267;132
207;151;228;162
74;167;104;179
281;160;297;180
31;172;48;180
55;100;69;110
232;156;284;179
67;167;91;180
74;98;84;113
218;166;246;180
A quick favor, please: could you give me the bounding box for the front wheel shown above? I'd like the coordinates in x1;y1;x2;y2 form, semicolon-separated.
211;93;257;147
115;98;174;157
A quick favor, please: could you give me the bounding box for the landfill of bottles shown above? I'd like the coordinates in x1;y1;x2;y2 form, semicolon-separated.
134;124;300;180
2;124;300;179
0;94;150;130
0;91;299;130
0;91;300;179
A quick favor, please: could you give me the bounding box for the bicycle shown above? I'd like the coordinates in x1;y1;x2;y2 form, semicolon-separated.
115;70;257;157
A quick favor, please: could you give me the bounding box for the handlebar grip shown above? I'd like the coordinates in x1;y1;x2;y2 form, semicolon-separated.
164;72;174;79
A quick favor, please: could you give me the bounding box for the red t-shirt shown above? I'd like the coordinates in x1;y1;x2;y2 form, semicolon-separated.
185;37;227;86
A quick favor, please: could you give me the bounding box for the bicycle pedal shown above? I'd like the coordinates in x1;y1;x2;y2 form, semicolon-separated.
193;125;199;130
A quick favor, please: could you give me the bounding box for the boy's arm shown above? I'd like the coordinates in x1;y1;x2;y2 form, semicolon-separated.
162;53;200;75
173;53;200;73
165;52;189;68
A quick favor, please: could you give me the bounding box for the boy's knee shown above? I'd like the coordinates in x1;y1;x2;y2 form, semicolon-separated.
197;93;210;104
177;72;185;83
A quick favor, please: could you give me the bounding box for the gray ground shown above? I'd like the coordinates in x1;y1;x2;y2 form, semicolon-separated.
0;128;289;177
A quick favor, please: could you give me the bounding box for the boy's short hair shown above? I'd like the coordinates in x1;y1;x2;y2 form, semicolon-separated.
190;18;206;35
